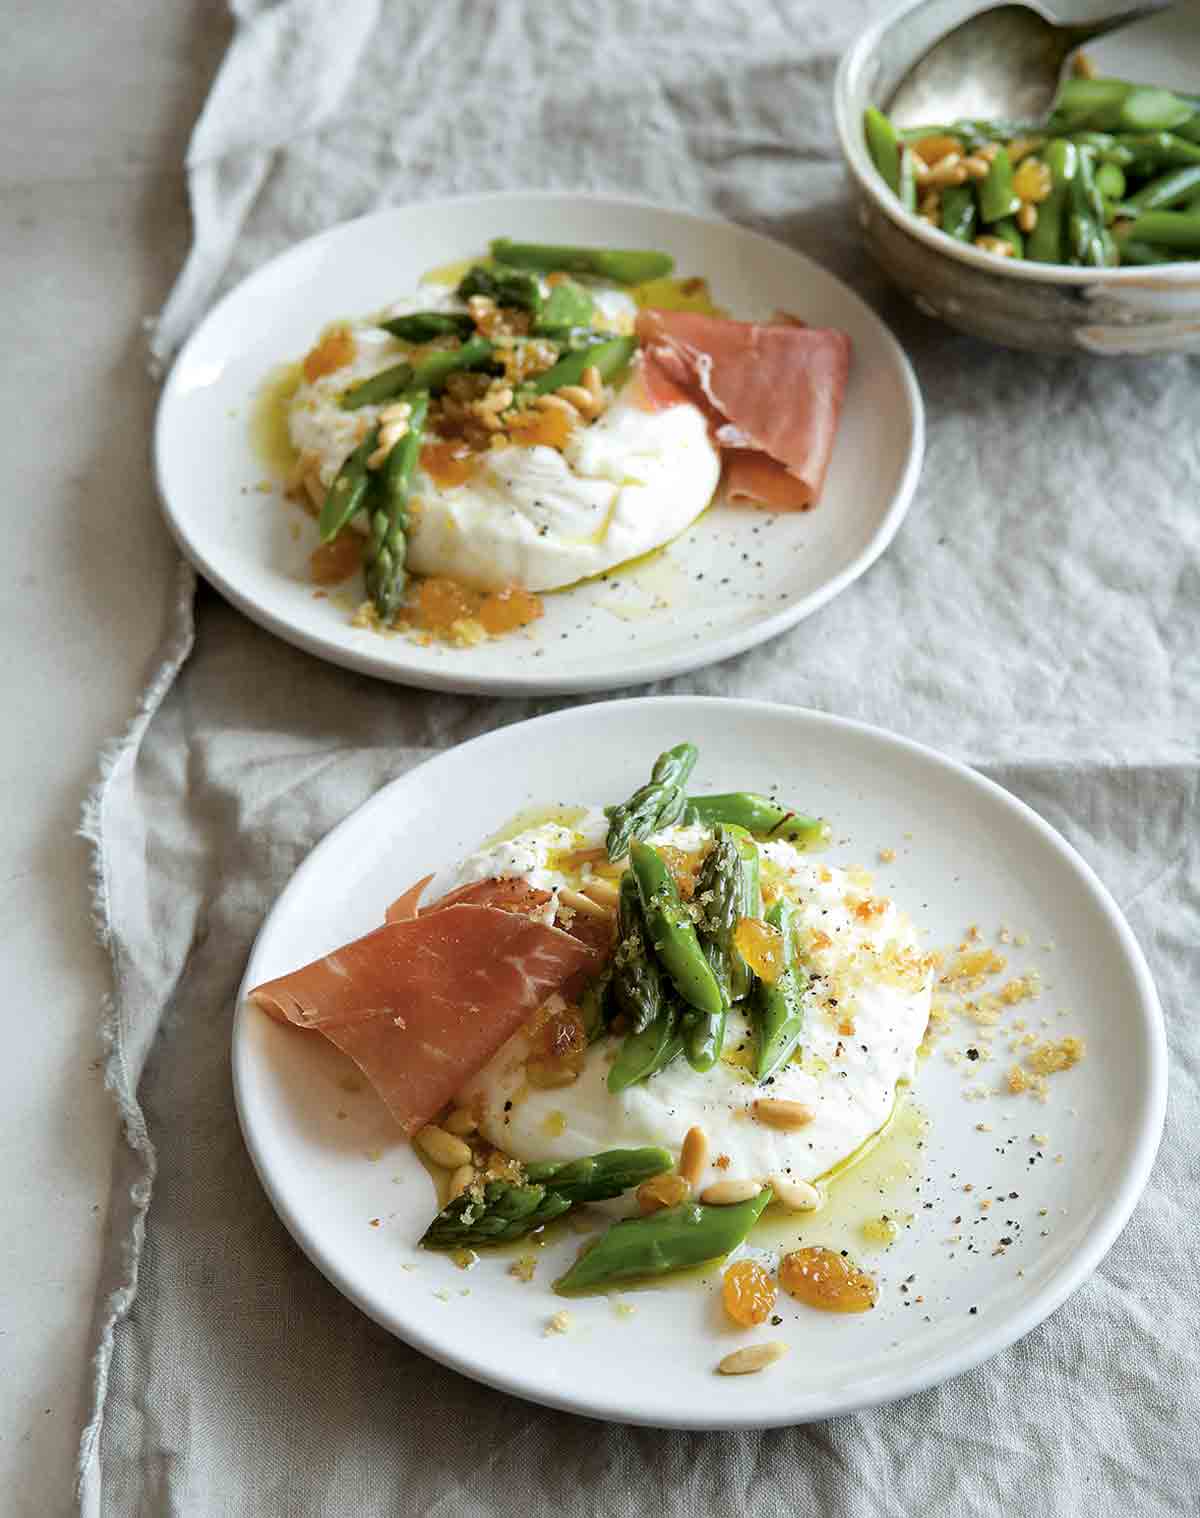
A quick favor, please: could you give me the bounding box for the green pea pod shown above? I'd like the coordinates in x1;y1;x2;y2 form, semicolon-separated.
1070;132;1136;167
978;146;1021;223
1094;161;1127;203
491;238;673;284
1126;163;1200;211
318;426;379;541
531;336;637;396
1121;132;1200;170
754;897;809;1082
341;362;415;411
864;106;902;195
554;1187;773;1293
990;216;1025;259
379;312;476;342
630;844;726;1019
686;794;831;850
725;825;761;1003
607;997;683;1094
537;280;595;332
1121;210;1200;251
1119;86;1194;134
898;145;918;213
940;183;978;241
1027;139;1077;263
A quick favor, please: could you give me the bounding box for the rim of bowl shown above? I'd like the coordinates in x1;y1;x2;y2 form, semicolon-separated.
834;0;1200;286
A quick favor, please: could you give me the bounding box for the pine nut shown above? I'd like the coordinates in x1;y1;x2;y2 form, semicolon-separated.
962;155;990;180
1071;49;1096;79
770;1174;823;1212
752;1098;813;1131
978;141;1001;163
535;393;580;417
637;1173;691;1213
379;400;412;425
581;364;604;401
580;877;620;907
557;384;600;417
679;1126;708;1187
414;1125;473;1169
700;1179;763;1206
1016;201;1038;234
444;1107;477;1136
974;235;1014;258
918;191;942;219
558;886;612;920
917;152;965;189
448;1164;476;1200
717;1342;788;1376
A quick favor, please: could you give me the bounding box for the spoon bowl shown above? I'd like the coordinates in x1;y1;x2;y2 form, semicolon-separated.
887;2;1176;128
833;0;1200;355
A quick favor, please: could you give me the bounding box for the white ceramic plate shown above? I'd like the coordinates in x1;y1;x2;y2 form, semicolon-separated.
156;193;923;695
233;697;1165;1428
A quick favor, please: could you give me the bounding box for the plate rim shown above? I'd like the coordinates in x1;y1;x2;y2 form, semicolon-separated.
232;695;1167;1429
154;189;926;696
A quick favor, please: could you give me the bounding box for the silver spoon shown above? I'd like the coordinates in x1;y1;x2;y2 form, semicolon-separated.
887;1;1178;127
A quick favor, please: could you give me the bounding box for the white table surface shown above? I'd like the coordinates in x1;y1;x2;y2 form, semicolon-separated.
0;5;230;1512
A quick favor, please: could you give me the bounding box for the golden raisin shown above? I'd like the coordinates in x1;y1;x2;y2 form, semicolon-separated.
309;532;361;585
913;134;963;167
302;325;356;383
779;1247;877;1314
411;575;481;632
420;440;480;488
733;917;784;982
1013;157;1053;204
722;1259;777;1327
507;404;575;450
478;585;543;635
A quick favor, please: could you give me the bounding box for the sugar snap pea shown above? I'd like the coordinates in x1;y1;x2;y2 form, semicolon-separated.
630;843;726;1020
1125;164;1200;212
1026;139;1077;263
686;793;831;850
491;238;673;284
607;992;684;1093
754;897;809;1082
864;106;902;196
1120;210;1200;251
318;425;379;541
1094;161;1127;203
940;183;978;242
554;1186;773;1293
979;146;1020;223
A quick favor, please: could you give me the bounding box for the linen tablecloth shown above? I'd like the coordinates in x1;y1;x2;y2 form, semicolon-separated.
79;1;1200;1512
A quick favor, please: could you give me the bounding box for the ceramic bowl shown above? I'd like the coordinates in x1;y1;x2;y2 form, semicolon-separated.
834;0;1200;354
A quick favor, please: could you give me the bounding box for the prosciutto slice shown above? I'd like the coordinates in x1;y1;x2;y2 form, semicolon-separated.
249;901;599;1136
635;308;851;509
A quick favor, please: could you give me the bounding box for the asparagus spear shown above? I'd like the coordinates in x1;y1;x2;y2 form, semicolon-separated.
491;237;673;284
630;843;726;1020
686;793;831;850
604;742;698;862
379;312;476;342
532;335;637;399
686;828;740;1072
611;871;666;1035
754;896;809;1082
341;337;494;410
1125;163;1200;211
363;391;427;617
420;1146;673;1249
554;1186;773;1292
456;263;544;318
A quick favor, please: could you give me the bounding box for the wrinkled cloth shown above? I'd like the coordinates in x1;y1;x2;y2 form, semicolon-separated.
80;0;1200;1513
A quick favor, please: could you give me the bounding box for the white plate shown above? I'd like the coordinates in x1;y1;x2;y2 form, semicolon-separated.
233;697;1165;1428
156;193;923;695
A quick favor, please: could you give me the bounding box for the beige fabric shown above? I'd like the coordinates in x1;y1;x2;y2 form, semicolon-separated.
80;1;1199;1512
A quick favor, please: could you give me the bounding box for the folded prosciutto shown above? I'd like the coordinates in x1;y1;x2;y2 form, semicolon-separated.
249;891;600;1137
634;308;852;509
